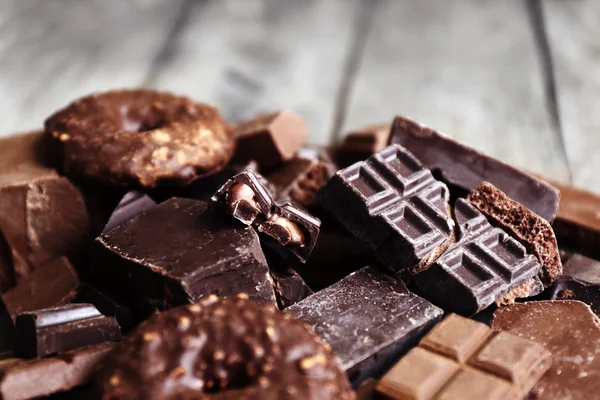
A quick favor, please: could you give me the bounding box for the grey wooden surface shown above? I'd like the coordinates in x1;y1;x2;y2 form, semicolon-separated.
0;0;598;192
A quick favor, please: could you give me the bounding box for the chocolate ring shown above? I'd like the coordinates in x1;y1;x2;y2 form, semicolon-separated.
44;89;234;187
95;294;353;399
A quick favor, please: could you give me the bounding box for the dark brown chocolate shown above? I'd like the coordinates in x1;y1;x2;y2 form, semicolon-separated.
44;89;234;188
389;115;560;222
269;265;313;309
14;303;122;358
102;191;156;234
74;284;135;333
287;267;443;386
548;254;600;316
95;294;353;400
335;123;391;168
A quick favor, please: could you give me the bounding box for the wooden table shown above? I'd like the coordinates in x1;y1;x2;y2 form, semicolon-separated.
0;0;598;192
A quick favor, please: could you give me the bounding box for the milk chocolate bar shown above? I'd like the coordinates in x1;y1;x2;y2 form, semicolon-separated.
548;254;600;316
288;267;443;385
14;303;121;358
415;200;542;315
389;115;560;222
376;314;551;399
318;145;455;274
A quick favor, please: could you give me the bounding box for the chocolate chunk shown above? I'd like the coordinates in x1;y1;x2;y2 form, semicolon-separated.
74;284;135;332
0;342;114;400
0;133;90;289
389;115;560;222
493;300;600;400
102;191;156;234
1;257;79;322
95;295;353;400
468;182;562;285
376;314;551;399
355;378;377;400
92;198;276;315
318;144;455;274
415;199;542;315
232;110;309;167
213;170;321;262
14;303;121;358
287;267;443;385
335;123;391;168
548;254;600;316
269;265;313;309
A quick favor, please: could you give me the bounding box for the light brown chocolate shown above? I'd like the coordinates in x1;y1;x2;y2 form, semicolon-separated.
335;123;391;167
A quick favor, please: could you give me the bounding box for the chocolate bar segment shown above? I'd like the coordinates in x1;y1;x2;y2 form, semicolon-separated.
102;191;156;234
389;115;560;222
335;123;391;168
376;314;551;400
287;267;443;385
318;144;455;274
14;303;121;358
548;254;600;316
415;199;542;315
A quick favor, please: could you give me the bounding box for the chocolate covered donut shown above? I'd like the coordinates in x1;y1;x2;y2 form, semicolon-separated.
96;294;353;400
44;89;234;187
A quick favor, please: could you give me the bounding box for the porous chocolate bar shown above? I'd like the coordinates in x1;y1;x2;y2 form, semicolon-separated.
318;144;455;274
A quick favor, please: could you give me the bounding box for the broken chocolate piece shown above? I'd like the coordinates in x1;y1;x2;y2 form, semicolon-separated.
389;115;560;222
14;303;121;358
376;314;551;400
493;300;600;400
317;144;455;274
415;199;542;315
287;267;443;385
102;191;156;234
468;182;562;285
92;198;276;315
74;284;135;332
335;123;391;168
1;257;79;322
548;254;600;316
232;110;309;167
269;265;313;309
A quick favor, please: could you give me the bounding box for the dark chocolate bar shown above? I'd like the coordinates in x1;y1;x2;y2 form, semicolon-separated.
14;303;121;358
376;314;551;399
102;191;156;234
389;115;560;222
548;254;600;316
269;265;313;309
415;199;542;315
92;198;277;315
287;267;443;386
317;144;455;274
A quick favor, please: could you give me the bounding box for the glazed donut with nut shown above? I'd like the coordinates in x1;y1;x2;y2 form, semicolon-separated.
95;294;354;400
44;89;235;188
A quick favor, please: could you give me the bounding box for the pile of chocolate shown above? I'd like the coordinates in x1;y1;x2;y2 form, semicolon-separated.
0;89;598;400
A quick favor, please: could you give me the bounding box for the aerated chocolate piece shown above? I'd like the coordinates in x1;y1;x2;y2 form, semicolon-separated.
318;144;455;274
415;199;542;315
389;115;560;222
269;266;313;309
232;110;309;167
288;267;443;385
0;342;114;400
213;170;321;262
493;300;600;400
548;254;600;316
468;182;562;285
96;295;353;400
376;314;551;400
14;303;121;358
0;132;90;290
335;123;391;167
1;257;79;322
102;191;156;234
93;198;276;315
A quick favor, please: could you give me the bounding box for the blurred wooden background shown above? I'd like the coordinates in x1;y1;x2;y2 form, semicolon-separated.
0;0;598;192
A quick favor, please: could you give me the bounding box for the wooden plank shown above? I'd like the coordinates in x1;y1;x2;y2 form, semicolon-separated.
543;0;600;193
146;0;362;145
0;0;185;136
342;0;571;183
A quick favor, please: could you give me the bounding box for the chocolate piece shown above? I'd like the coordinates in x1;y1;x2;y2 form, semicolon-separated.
0;133;90;290
102;191;156;234
288;267;443;385
493;300;600;400
389;115;560;222
335;123;391;168
232;110;309;167
2;257;79;322
0;342;114;400
96;294;353;400
355;378;377;400
318;144;455;274
376;314;551;400
548;254;600;316
14;303;121;358
468;182;562;285
415;199;542;315
269;265;313;309
92;198;276;315
213;170;321;262
74;284;135;332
